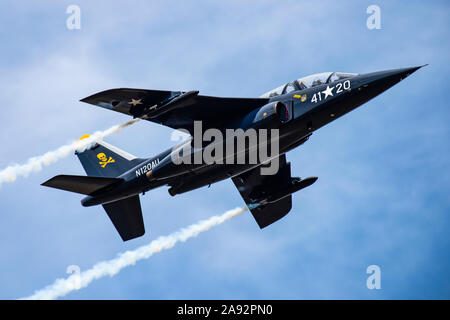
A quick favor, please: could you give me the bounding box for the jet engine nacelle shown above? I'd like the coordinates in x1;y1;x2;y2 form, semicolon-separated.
249;101;290;129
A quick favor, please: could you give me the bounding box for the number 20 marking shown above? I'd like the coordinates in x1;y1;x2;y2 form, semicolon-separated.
336;80;351;93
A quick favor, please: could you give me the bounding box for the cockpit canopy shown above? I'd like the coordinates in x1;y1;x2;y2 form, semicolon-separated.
260;72;358;98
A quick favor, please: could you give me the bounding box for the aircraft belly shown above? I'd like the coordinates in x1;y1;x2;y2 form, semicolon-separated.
168;162;259;196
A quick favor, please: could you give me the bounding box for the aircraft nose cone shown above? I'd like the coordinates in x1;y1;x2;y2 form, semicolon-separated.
407;65;427;74
355;65;426;99
382;65;426;81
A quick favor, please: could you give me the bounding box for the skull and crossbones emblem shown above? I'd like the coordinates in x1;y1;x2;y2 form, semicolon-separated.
97;153;115;168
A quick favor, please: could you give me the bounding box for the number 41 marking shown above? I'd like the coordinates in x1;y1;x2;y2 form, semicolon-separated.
311;92;321;103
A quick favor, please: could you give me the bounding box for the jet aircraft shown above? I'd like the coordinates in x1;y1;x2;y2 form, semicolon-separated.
42;66;424;241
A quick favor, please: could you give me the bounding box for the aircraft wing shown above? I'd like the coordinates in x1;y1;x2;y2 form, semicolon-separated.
232;154;293;228
80;88;269;134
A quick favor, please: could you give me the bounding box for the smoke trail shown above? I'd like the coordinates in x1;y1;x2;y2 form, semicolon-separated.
22;206;247;300
0;118;140;186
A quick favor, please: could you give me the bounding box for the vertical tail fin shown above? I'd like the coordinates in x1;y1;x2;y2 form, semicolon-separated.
75;135;145;177
75;137;147;240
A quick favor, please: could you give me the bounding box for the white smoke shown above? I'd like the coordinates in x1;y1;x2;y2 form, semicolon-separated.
22;206;247;300
0;118;140;186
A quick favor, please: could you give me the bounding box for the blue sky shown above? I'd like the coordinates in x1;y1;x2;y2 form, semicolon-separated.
0;0;449;299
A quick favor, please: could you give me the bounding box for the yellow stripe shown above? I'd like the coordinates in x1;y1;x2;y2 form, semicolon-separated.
77;134;91;141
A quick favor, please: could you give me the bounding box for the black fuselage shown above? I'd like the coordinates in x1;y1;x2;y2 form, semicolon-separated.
81;66;422;207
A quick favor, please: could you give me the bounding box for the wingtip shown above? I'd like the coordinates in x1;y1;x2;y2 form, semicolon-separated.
41;176;56;187
79;95;94;104
306;176;319;183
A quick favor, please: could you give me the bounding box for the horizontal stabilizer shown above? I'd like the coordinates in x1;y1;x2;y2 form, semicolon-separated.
41;175;122;195
102;195;145;241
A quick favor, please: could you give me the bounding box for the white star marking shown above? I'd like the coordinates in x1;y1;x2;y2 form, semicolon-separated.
128;99;143;106
322;85;334;99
